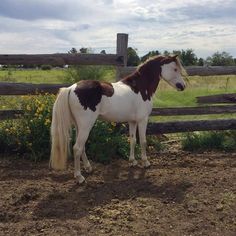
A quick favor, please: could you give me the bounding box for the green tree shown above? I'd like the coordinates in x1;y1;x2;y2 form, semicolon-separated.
173;49;198;66
198;58;204;66
100;50;106;54
163;50;170;56
127;47;140;66
68;47;78;54
206;51;235;66
140;50;160;62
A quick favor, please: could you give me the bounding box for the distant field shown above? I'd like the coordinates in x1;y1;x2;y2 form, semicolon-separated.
154;75;236;107
0;69;66;84
0;69;235;121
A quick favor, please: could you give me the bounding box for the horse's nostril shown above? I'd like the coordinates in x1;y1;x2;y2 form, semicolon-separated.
176;83;184;91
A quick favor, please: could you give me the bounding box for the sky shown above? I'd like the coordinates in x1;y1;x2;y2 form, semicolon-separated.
0;0;236;58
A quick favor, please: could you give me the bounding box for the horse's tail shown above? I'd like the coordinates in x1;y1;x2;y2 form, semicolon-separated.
50;87;72;170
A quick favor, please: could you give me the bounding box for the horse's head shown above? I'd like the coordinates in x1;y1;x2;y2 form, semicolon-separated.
122;55;187;101
160;55;187;91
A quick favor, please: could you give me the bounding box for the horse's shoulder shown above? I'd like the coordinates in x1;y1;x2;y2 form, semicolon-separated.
73;80;114;112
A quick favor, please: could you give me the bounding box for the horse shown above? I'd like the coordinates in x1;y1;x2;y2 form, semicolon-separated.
50;55;187;183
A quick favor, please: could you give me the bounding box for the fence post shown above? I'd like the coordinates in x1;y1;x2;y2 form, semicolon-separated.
116;33;128;81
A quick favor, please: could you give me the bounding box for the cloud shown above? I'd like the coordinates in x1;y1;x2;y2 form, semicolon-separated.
0;0;235;58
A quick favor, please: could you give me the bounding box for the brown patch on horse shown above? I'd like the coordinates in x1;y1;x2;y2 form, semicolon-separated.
121;55;177;101
74;80;114;112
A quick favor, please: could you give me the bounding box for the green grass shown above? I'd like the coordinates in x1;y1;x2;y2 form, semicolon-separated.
0;69;235;119
152;75;236;122
154;75;236;107
182;131;236;152
0;69;66;84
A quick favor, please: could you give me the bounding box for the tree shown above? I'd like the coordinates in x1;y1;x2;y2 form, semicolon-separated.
100;50;106;54
127;47;140;66
68;48;78;54
80;47;89;54
198;58;204;66
173;49;198;66
206;51;235;66
140;50;160;62
163;50;170;56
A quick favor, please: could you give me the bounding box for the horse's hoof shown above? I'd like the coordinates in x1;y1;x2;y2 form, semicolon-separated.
129;159;138;167
142;160;151;168
75;175;86;184
85;164;93;173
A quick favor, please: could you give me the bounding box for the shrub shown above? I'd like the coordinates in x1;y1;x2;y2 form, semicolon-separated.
41;65;52;70
86;121;130;163
0;95;131;162
182;131;236;152
65;65;109;83
0;94;55;160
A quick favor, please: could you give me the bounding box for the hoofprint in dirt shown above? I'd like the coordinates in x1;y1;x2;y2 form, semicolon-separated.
0;151;235;236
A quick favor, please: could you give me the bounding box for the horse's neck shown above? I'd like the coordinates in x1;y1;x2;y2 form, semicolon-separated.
121;72;159;101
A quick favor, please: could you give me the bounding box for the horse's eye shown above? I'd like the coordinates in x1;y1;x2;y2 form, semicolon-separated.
174;68;178;72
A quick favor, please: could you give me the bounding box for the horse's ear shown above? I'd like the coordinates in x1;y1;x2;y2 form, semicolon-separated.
172;55;178;60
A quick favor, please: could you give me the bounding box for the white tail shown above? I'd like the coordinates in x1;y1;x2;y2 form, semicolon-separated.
50;87;72;170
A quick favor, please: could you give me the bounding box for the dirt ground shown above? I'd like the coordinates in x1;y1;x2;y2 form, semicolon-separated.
0;148;235;236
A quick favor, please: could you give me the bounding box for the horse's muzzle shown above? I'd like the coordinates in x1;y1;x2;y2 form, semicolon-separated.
176;83;185;91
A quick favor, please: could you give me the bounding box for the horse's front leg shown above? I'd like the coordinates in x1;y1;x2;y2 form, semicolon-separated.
128;121;138;166
138;118;150;167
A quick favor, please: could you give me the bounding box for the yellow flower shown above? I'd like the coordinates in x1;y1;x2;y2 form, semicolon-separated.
111;122;116;127
44;119;51;126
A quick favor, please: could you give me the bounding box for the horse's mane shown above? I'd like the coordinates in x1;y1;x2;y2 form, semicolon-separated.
137;55;187;77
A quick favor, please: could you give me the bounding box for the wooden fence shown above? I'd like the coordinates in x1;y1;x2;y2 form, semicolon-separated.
0;33;236;134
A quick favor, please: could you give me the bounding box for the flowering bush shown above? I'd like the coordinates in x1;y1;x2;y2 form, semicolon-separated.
0;94;55;160
0;94;132;162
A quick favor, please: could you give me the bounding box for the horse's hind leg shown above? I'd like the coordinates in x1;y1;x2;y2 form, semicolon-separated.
82;149;92;173
73;124;93;183
138;117;150;168
128;121;138;166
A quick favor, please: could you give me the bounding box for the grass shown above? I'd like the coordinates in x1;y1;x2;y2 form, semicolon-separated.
182;131;236;152
0;69;66;84
0;68;235;115
152;75;236;122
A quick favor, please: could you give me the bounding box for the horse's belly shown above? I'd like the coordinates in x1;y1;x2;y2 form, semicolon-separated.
100;109;136;122
99;96;152;122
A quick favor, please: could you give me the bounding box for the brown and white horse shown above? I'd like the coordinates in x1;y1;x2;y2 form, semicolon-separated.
50;55;187;183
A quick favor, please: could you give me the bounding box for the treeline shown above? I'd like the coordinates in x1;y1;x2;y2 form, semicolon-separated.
1;47;235;70
127;48;236;67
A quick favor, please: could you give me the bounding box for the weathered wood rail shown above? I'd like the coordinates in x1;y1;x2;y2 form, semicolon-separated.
0;53;124;66
147;119;236;134
117;66;236;78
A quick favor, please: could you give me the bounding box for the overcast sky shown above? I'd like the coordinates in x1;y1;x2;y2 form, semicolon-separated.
0;0;235;58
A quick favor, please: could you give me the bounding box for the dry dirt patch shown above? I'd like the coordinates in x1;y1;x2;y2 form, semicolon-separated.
0;151;235;235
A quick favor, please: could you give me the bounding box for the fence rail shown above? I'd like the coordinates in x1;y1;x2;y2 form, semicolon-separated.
117;66;236;78
147;119;236;134
0;82;70;95
0;53;124;66
197;93;236;104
